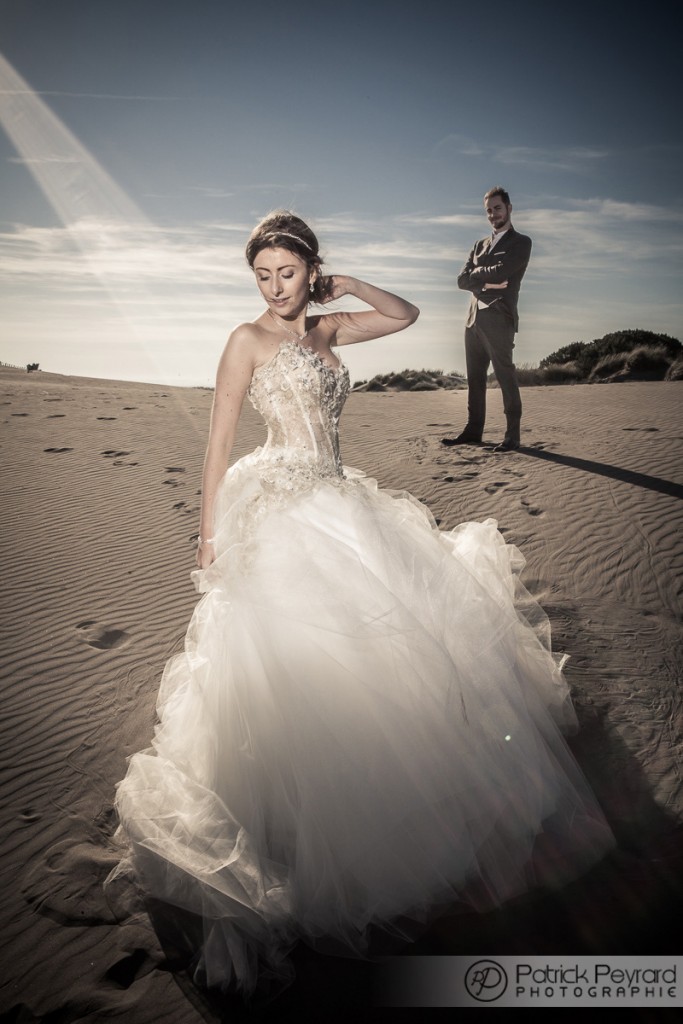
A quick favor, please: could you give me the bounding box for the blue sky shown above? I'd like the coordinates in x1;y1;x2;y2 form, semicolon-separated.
1;0;681;385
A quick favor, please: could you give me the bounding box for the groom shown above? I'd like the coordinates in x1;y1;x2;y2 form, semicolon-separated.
445;186;532;452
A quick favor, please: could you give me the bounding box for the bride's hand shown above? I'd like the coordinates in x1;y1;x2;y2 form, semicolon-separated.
196;539;215;569
318;275;355;303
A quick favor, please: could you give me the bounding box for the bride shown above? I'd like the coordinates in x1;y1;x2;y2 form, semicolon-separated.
108;210;614;995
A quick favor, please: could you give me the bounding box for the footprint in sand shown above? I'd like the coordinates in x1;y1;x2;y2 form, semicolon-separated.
123;406;137;410
623;426;659;432
11;412;29;417
97;416;117;421
101;449;138;466
19;807;42;824
409;444;428;465
46;414;66;418
76;620;129;650
484;481;509;494
104;948;160;990
521;498;544;517
441;472;477;483
164;467;186;487
44;447;73;453
21;839;120;926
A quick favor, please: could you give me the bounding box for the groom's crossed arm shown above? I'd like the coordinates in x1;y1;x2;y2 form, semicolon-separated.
458;234;532;294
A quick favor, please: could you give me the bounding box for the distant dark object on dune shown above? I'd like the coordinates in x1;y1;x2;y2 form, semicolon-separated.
27;362;40;373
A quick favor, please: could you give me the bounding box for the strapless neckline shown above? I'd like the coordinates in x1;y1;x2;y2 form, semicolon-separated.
252;339;346;380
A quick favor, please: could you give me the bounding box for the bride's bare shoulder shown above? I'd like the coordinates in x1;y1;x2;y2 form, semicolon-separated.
219;320;269;366
228;320;266;346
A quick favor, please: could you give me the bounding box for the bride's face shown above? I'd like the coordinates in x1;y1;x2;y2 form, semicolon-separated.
253;247;313;318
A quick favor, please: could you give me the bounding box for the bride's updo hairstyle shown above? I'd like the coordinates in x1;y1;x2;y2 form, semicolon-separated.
246;210;333;304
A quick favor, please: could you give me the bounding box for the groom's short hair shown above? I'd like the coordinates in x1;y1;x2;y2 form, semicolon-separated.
484;186;511;206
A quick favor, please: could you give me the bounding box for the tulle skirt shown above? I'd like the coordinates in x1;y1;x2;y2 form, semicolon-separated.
107;455;614;992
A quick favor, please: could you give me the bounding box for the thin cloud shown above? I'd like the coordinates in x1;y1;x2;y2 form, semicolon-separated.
398;213;482;228
0;219;248;287
8;155;81;165
238;182;313;194
433;133;484;158
187;186;236;199
494;145;609;172
433;134;610;173
0;214;457;327
399;197;683;279
523;199;683;271
569;197;683;223
0;89;173;101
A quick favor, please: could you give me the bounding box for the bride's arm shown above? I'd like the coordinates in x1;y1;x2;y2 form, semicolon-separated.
319;276;419;347
196;326;256;568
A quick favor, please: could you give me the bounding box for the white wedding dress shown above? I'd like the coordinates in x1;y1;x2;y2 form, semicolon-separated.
108;339;614;993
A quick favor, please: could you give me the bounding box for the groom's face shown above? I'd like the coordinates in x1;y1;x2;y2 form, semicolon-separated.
485;197;512;232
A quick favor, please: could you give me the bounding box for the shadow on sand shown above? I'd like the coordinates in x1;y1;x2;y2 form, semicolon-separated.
519;445;683;501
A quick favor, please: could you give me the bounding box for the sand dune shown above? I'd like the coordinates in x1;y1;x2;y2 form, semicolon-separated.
1;366;682;1020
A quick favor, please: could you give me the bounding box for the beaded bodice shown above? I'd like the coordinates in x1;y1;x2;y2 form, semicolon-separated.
247;340;350;487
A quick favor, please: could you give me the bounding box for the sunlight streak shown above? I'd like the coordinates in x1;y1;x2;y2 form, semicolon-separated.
0;51;214;414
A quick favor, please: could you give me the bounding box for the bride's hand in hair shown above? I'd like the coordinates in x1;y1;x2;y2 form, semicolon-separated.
318;275;355;302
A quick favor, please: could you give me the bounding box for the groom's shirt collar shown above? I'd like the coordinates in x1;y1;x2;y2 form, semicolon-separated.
489;226;510;251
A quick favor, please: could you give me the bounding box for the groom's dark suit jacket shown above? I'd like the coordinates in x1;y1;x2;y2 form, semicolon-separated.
457;227;532;333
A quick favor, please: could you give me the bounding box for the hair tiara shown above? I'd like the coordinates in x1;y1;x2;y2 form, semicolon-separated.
265;230;312;252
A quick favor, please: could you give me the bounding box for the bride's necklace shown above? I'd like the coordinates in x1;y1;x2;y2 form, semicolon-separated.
266;307;308;341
